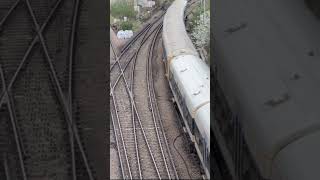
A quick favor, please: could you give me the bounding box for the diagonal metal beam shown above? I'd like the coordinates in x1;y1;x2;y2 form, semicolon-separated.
0;0;63;110
23;0;94;179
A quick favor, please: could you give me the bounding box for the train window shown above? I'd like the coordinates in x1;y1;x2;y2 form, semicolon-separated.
204;146;207;165
177;89;183;105
162;46;167;61
198;137;204;159
172;79;183;105
205;149;210;174
207;151;210;168
214;79;265;179
171;78;183;106
187;111;193;129
194;125;200;145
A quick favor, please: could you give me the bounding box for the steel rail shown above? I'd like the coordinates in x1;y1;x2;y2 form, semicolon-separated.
110;28;132;180
0;68;25;157
0;0;63;110
0;0;98;178
110;39;118;59
148;24;180;179
129;42;142;180
110;91;133;180
126;22;159;179
110;103;126;179
3;153;11;180
110;10;169;180
110;15;169;180
0;66;27;180
110;24;155;179
68;0;80;179
110;10;166;71
110;23;152;71
0;0;20;28
111;15;164;89
146;24;172;179
129;58;142;179
111;52;135;90
119;10;166;54
110;35;163;180
110;23;155;179
23;0;94;179
152;58;180;179
110;86;162;179
111;23;155;90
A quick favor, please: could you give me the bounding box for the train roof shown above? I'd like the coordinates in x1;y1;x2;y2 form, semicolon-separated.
214;0;320;178
171;55;210;143
163;0;199;58
271;131;320;180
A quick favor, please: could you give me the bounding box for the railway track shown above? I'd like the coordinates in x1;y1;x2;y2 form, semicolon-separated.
110;11;179;179
110;22;152;179
0;0;97;179
146;24;179;179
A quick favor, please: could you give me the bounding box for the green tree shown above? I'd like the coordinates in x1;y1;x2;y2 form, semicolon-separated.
120;21;133;30
111;0;136;19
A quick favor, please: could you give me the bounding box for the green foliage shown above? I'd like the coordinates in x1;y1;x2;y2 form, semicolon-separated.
191;11;210;49
120;21;133;30
132;20;142;32
188;7;210;64
189;0;210;27
111;0;136;19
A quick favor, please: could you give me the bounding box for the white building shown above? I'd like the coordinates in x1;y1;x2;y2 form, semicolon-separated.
117;30;133;39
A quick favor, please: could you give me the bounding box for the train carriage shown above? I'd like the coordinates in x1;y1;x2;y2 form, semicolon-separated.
213;0;320;179
162;0;211;178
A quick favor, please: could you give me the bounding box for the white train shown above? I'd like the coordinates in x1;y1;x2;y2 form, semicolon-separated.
213;0;320;180
162;0;210;178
